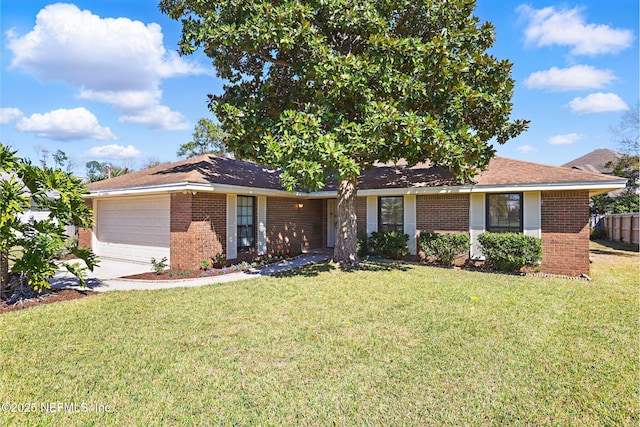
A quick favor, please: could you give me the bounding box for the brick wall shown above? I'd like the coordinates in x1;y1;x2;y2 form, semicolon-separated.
266;197;324;255
541;190;590;276
416;194;469;233
170;193;226;270
77;198;93;249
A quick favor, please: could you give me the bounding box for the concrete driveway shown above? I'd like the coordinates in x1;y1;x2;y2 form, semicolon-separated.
50;253;331;292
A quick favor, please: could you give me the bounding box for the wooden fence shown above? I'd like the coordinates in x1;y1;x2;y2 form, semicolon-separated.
603;213;640;245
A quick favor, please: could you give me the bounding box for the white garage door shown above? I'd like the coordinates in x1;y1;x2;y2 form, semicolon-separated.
95;196;170;264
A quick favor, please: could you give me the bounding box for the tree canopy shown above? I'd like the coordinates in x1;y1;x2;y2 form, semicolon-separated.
592;105;639;215
177;117;227;158
1;143;98;298
610;104;639;193
85;161;132;182
160;0;528;263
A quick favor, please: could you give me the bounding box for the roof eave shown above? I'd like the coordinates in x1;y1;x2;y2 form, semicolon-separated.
87;179;627;199
87;181;310;198
316;180;627;197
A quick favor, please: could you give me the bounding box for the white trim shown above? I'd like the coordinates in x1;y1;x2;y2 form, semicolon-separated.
226;194;237;260
91;200;98;253
404;195;417;255
88;179;626;200
523;191;542;239
90;182;310;199
327;199;336;247
257;196;267;255
366;196;378;235
469;193;485;260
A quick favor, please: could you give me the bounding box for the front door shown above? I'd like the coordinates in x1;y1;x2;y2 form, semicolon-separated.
327;199;337;247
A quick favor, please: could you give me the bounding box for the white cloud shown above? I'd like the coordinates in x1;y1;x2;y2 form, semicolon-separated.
566;93;630;114
524;65;615;91
517;5;634;56
15;108;116;141
547;133;584;145
85;144;141;160
77;89;163;112
0;107;24;124
517;145;537;153
6;3;204;130
119;105;189;130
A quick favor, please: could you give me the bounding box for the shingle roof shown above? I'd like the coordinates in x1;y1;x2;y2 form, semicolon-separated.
87;155;283;191
561;148;622;174
87;153;623;193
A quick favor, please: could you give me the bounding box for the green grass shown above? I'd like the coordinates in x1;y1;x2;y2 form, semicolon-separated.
1;242;638;426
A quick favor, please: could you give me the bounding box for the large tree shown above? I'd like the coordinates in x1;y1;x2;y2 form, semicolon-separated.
177;117;227;158
592;104;640;215
610;104;639;194
160;0;528;265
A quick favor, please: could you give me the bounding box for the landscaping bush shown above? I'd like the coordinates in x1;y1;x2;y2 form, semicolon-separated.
478;232;542;272
419;232;470;265
356;233;369;257
590;228;607;241
150;257;168;275
367;231;409;259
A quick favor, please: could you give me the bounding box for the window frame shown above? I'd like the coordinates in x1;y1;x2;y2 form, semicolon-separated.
237;195;255;251
485;193;523;233
378;196;404;233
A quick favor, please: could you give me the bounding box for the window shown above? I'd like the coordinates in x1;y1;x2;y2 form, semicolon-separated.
486;193;522;233
237;196;255;249
379;196;404;233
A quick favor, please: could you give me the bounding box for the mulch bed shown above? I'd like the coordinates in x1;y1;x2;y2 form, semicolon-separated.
121;264;260;281
0;289;98;314
122;270;208;280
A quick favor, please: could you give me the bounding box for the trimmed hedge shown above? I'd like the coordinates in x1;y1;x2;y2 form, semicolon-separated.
478;232;542;272
356;233;369;257
590;228;607;241
367;231;409;259
419;232;470;265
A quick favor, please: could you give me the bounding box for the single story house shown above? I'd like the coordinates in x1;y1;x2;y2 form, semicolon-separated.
80;154;626;276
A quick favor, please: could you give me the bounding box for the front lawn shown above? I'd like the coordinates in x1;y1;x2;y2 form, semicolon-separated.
1;242;638;425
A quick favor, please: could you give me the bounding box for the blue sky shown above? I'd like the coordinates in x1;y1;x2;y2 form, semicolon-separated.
1;1;637;177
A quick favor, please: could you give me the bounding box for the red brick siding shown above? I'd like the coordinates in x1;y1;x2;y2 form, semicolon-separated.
356;197;367;236
77;198;93;249
170;193;226;270
541;190;590;276
266;197;324;255
416;194;469;233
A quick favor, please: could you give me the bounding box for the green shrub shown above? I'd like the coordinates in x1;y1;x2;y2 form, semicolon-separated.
590;228;607;241
419;232;470;265
478;233;542;272
150;257;168;275
356;233;369;257
368;231;409;260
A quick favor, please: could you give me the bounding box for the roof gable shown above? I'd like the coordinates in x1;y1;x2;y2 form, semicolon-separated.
561;148;622;174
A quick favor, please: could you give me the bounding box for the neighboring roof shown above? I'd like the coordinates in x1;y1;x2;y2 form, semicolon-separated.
561;148;622;174
87;153;626;197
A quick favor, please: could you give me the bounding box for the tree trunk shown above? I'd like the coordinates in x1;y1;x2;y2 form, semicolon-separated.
334;177;359;266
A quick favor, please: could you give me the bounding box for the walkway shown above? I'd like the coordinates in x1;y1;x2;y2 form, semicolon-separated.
50;252;332;292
